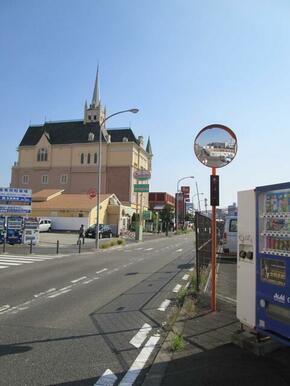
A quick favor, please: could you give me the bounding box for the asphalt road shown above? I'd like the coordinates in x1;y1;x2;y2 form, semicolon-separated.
0;234;195;386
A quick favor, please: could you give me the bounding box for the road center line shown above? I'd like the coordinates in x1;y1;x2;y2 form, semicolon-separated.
173;284;182;293
129;323;152;348
119;334;160;386
48;289;71;298
145;248;154;251
158;299;171;311
71;276;87;283
34;288;56;298
94;368;117;386
176;249;183;252
96;268;108;274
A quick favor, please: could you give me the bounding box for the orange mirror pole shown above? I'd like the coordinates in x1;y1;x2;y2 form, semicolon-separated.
211;167;217;312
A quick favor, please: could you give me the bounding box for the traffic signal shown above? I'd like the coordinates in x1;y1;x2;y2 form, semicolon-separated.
210;175;219;206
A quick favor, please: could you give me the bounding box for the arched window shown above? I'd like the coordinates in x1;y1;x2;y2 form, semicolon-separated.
87;153;91;164
94;152;97;164
80;153;84;164
37;148;48;162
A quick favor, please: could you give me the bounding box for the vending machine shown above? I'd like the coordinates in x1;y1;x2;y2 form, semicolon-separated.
256;182;290;343
6;216;23;244
237;189;256;329
0;216;5;244
23;217;39;245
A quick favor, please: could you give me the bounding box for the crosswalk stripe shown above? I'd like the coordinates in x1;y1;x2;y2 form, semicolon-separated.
0;261;21;266
0;259;35;264
0;255;55;260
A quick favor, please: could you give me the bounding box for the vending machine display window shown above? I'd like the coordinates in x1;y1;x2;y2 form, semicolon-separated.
258;188;290;257
260;258;285;286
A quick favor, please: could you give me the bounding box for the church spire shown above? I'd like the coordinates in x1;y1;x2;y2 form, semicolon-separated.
91;66;100;108
146;136;153;155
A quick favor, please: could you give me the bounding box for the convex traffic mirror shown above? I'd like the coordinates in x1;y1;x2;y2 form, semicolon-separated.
194;124;237;168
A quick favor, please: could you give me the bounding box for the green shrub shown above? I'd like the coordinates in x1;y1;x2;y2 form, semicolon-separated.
170;334;185;352
117;239;125;245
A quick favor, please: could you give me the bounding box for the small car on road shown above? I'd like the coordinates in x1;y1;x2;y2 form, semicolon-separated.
85;224;113;239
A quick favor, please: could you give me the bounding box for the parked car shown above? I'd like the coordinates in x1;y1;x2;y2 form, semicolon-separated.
222;215;237;256
38;218;52;232
85;224;113;239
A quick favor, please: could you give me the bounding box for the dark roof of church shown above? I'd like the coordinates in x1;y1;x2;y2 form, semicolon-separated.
19;120;139;146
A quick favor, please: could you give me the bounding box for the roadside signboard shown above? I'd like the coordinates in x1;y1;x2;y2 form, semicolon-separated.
181;186;190;194
143;210;152;220
134;184;149;193
0;187;32;214
0;205;31;214
133;170;151;180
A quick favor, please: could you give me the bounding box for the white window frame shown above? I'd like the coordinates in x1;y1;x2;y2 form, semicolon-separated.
42;175;48;185
60;174;68;184
22;175;29;185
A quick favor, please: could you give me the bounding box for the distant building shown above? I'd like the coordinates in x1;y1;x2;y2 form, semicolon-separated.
10;69;153;210
149;192;175;211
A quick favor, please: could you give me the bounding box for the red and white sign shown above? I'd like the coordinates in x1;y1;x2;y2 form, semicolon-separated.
181;186;190;194
133;170;151;180
87;188;97;199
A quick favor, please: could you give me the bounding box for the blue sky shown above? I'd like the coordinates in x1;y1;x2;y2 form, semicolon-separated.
1;0;290;208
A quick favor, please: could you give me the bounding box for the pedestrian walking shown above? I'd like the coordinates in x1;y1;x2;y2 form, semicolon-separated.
78;224;85;244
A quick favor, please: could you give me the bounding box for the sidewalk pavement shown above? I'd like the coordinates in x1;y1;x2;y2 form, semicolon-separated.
144;281;290;386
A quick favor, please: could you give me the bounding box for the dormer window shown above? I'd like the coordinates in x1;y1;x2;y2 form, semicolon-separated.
88;132;95;141
37;148;48;162
122;137;128;142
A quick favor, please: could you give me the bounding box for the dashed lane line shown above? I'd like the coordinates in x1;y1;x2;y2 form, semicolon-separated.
173;284;182;293
130;323;152;348
94;369;117;386
158;299;171;311
119;334;160;386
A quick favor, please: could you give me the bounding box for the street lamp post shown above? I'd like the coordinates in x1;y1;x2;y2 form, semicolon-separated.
95;108;139;249
175;176;194;231
192;192;204;211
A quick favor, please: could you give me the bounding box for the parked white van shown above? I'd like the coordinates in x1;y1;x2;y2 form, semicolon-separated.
222;215;237;256
38;218;52;232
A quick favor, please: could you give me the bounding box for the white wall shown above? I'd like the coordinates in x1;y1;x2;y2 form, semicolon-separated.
50;217;89;231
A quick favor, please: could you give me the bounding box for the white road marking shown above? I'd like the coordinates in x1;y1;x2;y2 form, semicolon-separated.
135;247;143;250
0;266;8;269
173;284;182;293
0;261;21;266
71;276;87;283
119;334;160;386
129;323;152;348
145;248;154;251
0;258;34;264
94;368;117;386
189;268;194;272
0;305;10;313
158;299;171;311
34;288;56;298
176;249;183;252
83;279;94;284
48;289;71;298
185;282;190;289
96;268;108;274
182;274;189;280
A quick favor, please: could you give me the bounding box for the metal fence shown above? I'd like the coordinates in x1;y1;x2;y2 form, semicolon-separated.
194;212;224;291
